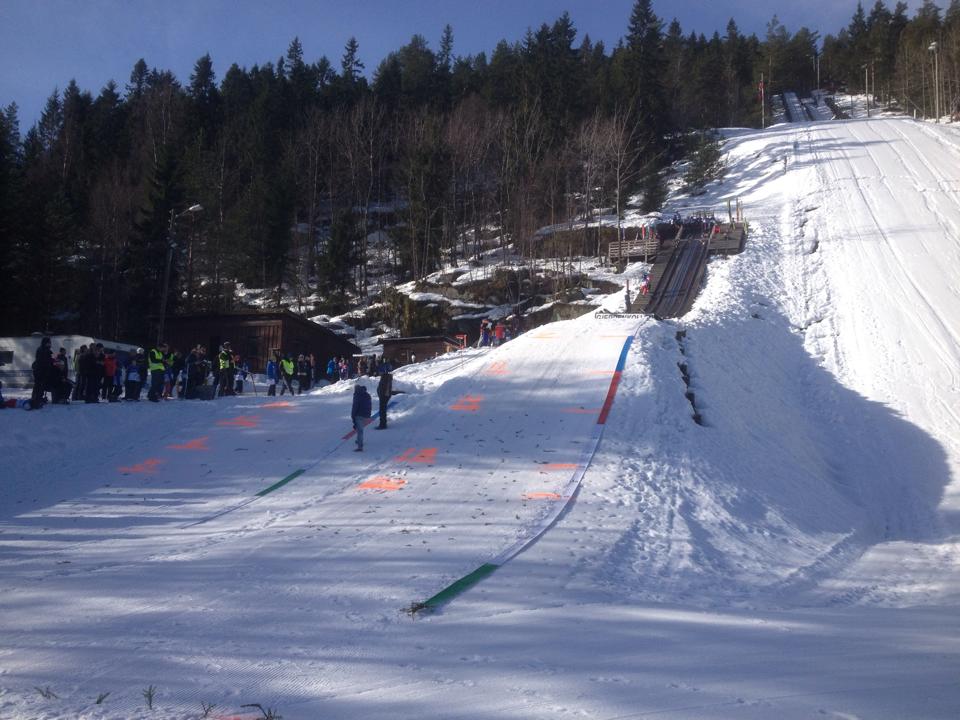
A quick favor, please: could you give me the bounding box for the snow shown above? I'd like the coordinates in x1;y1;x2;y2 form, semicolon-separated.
3;112;960;719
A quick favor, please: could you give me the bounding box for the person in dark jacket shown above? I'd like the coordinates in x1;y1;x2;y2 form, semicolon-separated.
30;337;54;409
51;347;71;403
71;344;87;401
183;345;208;399
78;346;99;403
91;344;106;403
375;371;393;429
216;342;234;397
296;354;310;394
350;384;372;451
265;356;279;396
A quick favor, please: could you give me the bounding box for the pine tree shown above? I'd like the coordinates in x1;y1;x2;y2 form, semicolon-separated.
625;0;668;140
341;37;365;83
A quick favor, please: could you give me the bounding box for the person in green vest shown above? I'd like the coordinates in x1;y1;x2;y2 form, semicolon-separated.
147;342;168;402
279;352;296;395
217;342;234;397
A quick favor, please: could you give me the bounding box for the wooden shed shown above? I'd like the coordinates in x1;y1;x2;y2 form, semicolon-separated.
162;310;360;372
380;336;462;365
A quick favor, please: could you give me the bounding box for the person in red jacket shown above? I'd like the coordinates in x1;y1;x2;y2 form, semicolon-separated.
494;321;505;346
102;351;118;400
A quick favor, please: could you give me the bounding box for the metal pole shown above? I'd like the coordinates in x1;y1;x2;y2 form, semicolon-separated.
761;73;765;129
157;204;202;345
158;209;176;345
865;65;870;118
929;42;939;122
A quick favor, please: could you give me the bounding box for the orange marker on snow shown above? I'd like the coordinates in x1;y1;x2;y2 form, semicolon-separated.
358;476;407;491
395;448;438;464
451;394;484;412
216;415;260;428
522;492;565;500
118;458;163;474
167;436;210;451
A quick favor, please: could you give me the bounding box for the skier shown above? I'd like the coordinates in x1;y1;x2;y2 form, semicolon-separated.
376;370;393;429
351;384;372;451
640;272;651;296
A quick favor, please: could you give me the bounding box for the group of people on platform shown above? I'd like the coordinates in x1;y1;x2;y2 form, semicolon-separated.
20;336;393;410
476;318;512;348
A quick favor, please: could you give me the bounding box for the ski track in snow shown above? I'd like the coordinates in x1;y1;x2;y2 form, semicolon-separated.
2;115;960;719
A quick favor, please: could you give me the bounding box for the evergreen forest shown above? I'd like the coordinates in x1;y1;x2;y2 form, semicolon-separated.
1;0;958;341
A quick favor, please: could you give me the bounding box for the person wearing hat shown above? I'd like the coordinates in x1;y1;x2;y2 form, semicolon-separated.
147;342;169;402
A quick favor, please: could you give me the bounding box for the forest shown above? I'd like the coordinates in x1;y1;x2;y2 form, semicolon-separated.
0;0;958;342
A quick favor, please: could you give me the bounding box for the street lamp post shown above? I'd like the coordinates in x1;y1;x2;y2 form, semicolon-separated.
928;41;940;122
811;52;821;95
864;64;870;118
158;204;202;345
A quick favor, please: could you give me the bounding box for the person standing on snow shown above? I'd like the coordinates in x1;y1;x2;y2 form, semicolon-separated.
296;354;310;394
217;342;234;397
72;344;87;401
30;337;54;409
124;349;145;401
351;384;372;451
266;354;279;396
147;342;168;402
279;352;296;395
375;370;393;429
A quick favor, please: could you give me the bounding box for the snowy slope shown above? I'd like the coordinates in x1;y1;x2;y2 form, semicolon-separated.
2;114;960;720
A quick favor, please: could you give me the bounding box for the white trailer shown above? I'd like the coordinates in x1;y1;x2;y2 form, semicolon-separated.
0;335;141;387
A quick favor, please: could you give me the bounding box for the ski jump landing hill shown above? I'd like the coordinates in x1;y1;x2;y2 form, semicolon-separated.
2;107;960;719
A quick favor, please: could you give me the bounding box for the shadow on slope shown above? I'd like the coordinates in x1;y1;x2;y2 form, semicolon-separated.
593;304;951;607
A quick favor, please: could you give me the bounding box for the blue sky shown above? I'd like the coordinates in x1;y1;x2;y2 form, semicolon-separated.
0;0;920;129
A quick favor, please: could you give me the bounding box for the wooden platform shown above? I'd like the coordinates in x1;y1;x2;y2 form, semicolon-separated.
708;222;747;254
629;220;748;318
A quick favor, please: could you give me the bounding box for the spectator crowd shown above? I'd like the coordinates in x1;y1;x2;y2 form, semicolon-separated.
17;337;393;410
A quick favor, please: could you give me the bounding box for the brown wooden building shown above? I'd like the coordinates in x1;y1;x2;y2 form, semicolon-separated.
162;310;360;372
380;335;463;365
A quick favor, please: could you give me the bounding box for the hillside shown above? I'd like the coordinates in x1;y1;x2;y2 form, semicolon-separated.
1;112;959;719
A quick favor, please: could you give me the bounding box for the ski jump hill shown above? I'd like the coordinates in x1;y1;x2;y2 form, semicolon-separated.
1;108;959;719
